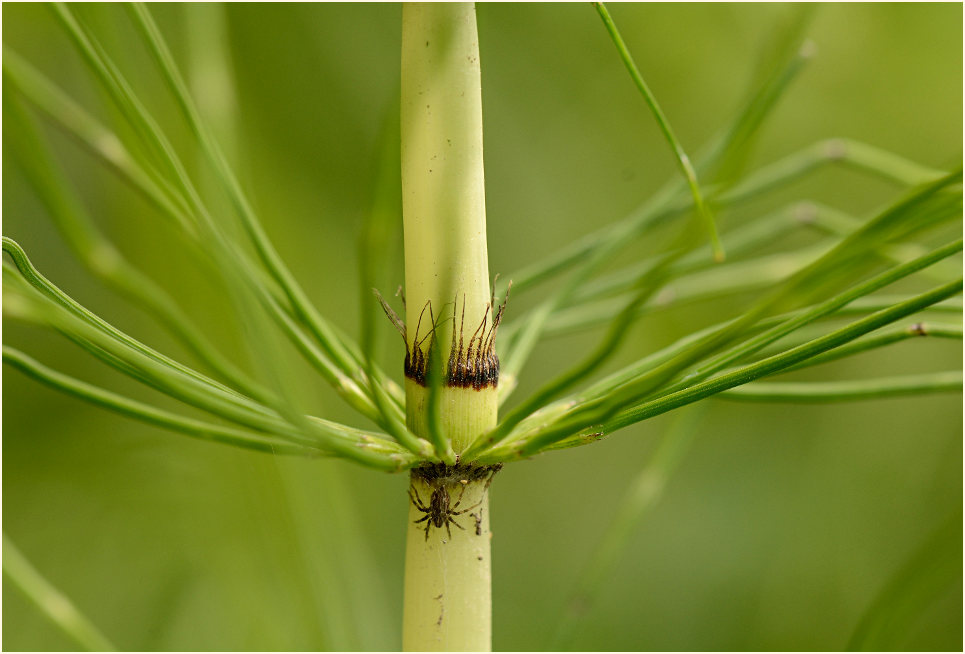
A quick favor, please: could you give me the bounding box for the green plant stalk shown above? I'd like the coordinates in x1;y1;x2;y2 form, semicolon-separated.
400;1;497;454
403;472;493;651
400;4;496;651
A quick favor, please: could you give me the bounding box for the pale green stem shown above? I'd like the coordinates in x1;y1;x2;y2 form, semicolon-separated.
401;2;497;455
401;3;496;650
403;473;493;651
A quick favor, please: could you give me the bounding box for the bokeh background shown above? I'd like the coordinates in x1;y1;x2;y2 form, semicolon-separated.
3;3;962;651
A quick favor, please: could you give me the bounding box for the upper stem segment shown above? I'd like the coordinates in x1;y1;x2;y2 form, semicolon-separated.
401;2;498;455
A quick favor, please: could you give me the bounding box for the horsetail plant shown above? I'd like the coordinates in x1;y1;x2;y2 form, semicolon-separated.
3;3;961;651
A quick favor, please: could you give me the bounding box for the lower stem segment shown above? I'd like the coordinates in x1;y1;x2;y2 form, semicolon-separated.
402;465;496;651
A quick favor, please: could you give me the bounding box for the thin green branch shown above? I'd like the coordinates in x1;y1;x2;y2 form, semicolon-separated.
3;87;267;399
467;249;682;460
497;17;938;305
130;3;400;422
578;203;812;303
718;139;947;208
127;3;369;385
2;46;193;230
184;2;239;164
3;346;319;456
507;137;946;303
752;322;962;375
651;239;964;401
720;372;962;403
702;9;815;185
801;201;960;282
510;179;954;347
4;259;408;469
551;406;703;648
1;272;273;432
594;2;723;260
835;139;950;187
575;175;962;416
500;25;807;294
490;302;956;462
506;278;961;458
499;203;816;348
2;48;293;309
358;113;435;458
2;237;258;409
50;3;192;212
541;245;824;339
847;296;962;314
50;5;387;419
478;172;962;461
499;183;682;389
571;295;960;410
2;533;117;651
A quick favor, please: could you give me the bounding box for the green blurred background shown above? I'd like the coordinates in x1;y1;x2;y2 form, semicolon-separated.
3;3;961;651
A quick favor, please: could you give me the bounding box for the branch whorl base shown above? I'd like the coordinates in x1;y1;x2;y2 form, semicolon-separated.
377;286;509;391
408;291;506;390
